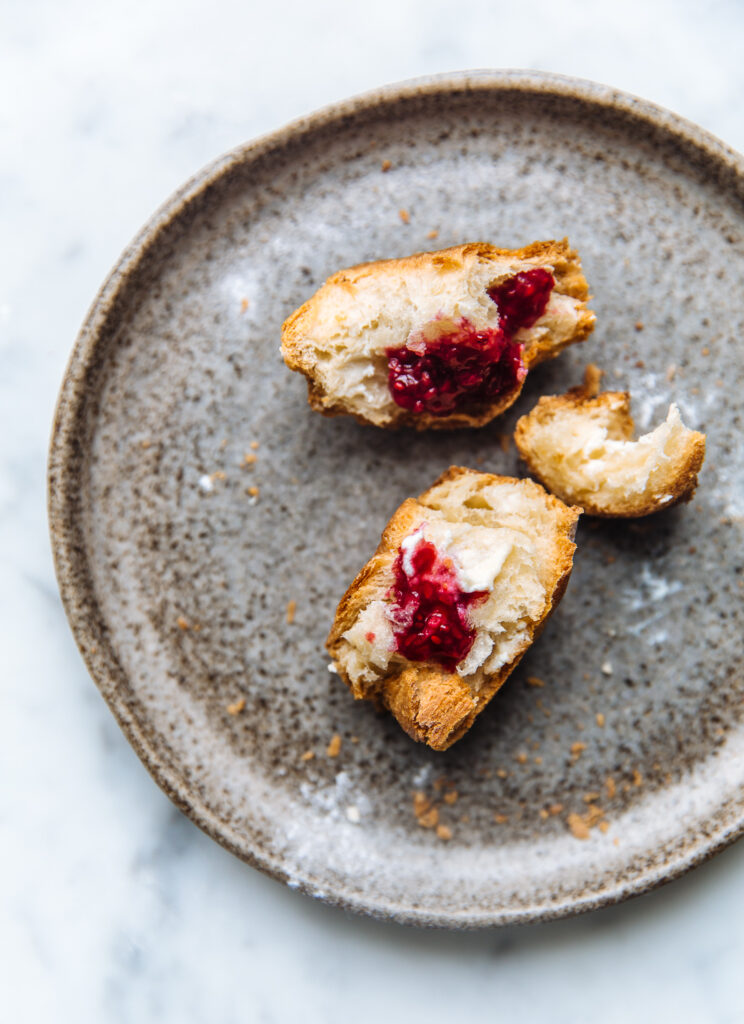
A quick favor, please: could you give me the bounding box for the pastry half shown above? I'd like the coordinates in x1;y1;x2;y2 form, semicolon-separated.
327;468;581;750
282;241;595;429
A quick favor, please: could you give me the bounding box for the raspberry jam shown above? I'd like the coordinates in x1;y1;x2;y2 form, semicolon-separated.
386;267;554;416
388;531;487;672
487;267;555;335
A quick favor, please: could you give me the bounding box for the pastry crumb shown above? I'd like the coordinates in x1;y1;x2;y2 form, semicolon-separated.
443;789;458;805
286;599;297;624
242;453;257;467
240;297;250;312
247;485;260;498
250;440;259;450
598;821;610;834
515;752;528;764
583;791;601;803
701;346;710;356
398;208;410;224
567;813;590;839
140;439;151;449
632;768;643;787
539;808;549;820
666;364;677;382
176;615;190;630
436;824;452;841
427;229;439;240
350;735;359;744
412;791;431;816
605;776;616;798
326;733;342;757
548;803;564;816
300;749;315;761
493;813;508;824
526;675;545;687
570;741;587;760
634;321;644;331
496;768;508;779
498;433;511;453
381;159;392;172
227;697;246;715
596;712;605;727
418;807;439;829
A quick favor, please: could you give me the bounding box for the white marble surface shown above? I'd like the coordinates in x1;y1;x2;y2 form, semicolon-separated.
3;1;744;1020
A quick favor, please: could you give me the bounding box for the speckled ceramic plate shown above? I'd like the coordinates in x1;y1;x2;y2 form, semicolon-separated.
49;71;744;927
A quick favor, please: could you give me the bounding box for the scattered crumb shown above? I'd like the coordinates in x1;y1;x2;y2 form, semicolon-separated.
583;791;601;803
634;359;645;369
701;346;710;356
634;321;644;332
300;749;314;761
539;809;549;820
548;803;564;816
140;439;151;449
622;782;632;794
613;837;620;846
413;791;431;816
496;768;508;779
240;298;250;313
247;486;260;498
632;768;643;787
418;807;439;829
212;470;227;481
460;814;470;824
350;735;359;744
570;741;587;761
242;453;257;467
690;386;700;395
599;821;610;834
526;675;545;688
398;208;410;224
326;733;342;757
427;229;439;240
493;813;508;825
381;159;392;172
596;713;605;728
227;697;246;715
250;441;259;450
346;804;360;823
534;756;543;765
176;615;190;631
443;790;458;805
666;364;677;382
515;752;528;764
605;776;616;798
436;824;452;841
286;599;297;625
601;661;613;676
583;804;605;827
605;554;615;565
219;438;228;449
567;813;590;840
192;623;201;633
498;433;511;454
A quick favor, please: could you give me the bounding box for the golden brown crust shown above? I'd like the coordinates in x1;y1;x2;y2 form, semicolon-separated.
327;469;581;750
282;240;595;430
514;384;707;518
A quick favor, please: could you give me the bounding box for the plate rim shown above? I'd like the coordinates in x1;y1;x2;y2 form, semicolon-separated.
48;69;744;928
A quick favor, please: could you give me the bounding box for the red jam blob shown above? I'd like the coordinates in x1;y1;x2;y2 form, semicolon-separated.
386;268;553;416
388;532;487;672
387;322;524;416
487;267;555;335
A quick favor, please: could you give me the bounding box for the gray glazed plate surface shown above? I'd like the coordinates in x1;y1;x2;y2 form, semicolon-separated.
49;72;744;927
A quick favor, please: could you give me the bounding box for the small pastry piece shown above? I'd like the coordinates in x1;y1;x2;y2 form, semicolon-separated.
282;241;595;429
327;468;580;750
514;369;706;517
